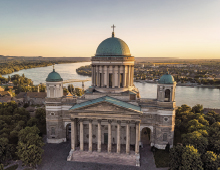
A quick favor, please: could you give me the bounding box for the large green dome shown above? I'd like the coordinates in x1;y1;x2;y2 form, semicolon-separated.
95;33;131;56
46;69;63;82
158;72;175;84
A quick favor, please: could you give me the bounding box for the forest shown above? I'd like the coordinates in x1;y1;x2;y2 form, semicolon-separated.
0;101;45;168
168;104;220;170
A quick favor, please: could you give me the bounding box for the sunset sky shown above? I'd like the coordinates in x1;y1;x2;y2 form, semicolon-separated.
0;0;219;59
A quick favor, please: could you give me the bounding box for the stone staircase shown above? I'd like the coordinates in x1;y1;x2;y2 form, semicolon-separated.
70;151;137;166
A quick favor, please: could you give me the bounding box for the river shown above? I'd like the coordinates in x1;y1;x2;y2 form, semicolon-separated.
2;62;220;109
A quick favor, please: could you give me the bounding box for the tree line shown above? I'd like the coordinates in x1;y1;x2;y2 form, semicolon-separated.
0;60;76;75
0;101;45;168
170;104;220;170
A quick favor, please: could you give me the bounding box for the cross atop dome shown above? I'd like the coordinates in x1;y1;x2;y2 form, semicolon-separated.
111;24;116;37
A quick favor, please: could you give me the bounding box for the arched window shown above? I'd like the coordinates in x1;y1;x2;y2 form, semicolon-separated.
165;89;170;102
163;133;167;141
51;127;55;135
50;112;55;115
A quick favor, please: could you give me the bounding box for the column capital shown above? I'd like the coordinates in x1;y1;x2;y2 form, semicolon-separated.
89;119;93;123
97;119;102;123
108;119;113;124
117;120;121;124
70;118;75;121
126;120;131;124
135;121;141;125
79;118;84;122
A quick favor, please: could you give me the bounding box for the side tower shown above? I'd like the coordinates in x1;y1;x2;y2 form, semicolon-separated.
157;72;176;102
155;72;176;149
45;67;65;143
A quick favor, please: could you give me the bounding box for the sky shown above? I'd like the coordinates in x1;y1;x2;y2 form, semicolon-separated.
0;0;220;59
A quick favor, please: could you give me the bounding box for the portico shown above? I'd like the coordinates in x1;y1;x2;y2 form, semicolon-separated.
70;118;140;154
69;96;141;156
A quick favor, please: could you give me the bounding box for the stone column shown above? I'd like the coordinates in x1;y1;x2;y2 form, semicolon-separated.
92;65;94;86
117;121;121;153
112;66;115;88
97;65;100;87
80;119;84;151
97;119;101;152
135;121;140;154
71;119;76;151
123;65;126;88
93;66;96;86
126;121;130;154
108;120;112;153
101;66;104;88
127;65;130;87
131;66;134;86
118;65;120;88
89;119;93;152
126;66;129;88
107;66;109;88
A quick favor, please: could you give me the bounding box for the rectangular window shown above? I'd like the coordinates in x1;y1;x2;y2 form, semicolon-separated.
51;127;55;135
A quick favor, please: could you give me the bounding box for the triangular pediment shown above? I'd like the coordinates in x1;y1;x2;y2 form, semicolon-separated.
69;96;142;113
84;102;131;112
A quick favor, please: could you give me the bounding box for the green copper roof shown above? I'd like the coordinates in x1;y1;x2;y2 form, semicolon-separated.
158;72;175;84
69;96;141;112
46;69;63;82
95;32;131;56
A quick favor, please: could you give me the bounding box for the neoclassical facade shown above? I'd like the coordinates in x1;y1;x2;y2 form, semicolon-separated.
45;30;176;166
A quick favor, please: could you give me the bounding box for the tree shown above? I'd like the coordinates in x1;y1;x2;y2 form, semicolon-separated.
0;164;3;170
35;108;46;135
68;84;74;94
202;151;218;170
182;131;208;154
0;138;11;164
8;75;11;81
187;119;206;133
75;88;84;96
17;142;43;168
169;144;183;170
16;126;44;168
181;145;203;170
192;104;203;113
208;122;220;154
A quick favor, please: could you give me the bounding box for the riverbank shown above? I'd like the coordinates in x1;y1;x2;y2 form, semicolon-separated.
134;80;220;89
0;60;78;75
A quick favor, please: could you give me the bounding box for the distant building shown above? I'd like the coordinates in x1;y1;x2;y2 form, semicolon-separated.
16;92;46;105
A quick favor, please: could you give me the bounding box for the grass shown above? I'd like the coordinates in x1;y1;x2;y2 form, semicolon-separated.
153;149;170;168
4;164;18;170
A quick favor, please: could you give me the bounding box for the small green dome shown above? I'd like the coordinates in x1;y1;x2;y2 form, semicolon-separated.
158;72;175;84
95;33;131;56
46;69;63;82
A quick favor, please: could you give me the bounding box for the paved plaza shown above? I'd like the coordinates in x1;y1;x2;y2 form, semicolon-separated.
38;140;168;170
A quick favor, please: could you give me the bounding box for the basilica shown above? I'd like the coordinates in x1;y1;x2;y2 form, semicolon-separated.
45;29;176;166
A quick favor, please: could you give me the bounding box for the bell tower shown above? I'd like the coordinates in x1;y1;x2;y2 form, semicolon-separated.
157;72;176;102
45;66;65;143
46;66;63;98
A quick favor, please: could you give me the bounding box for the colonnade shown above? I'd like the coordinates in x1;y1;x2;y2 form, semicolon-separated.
91;65;134;88
71;119;140;154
